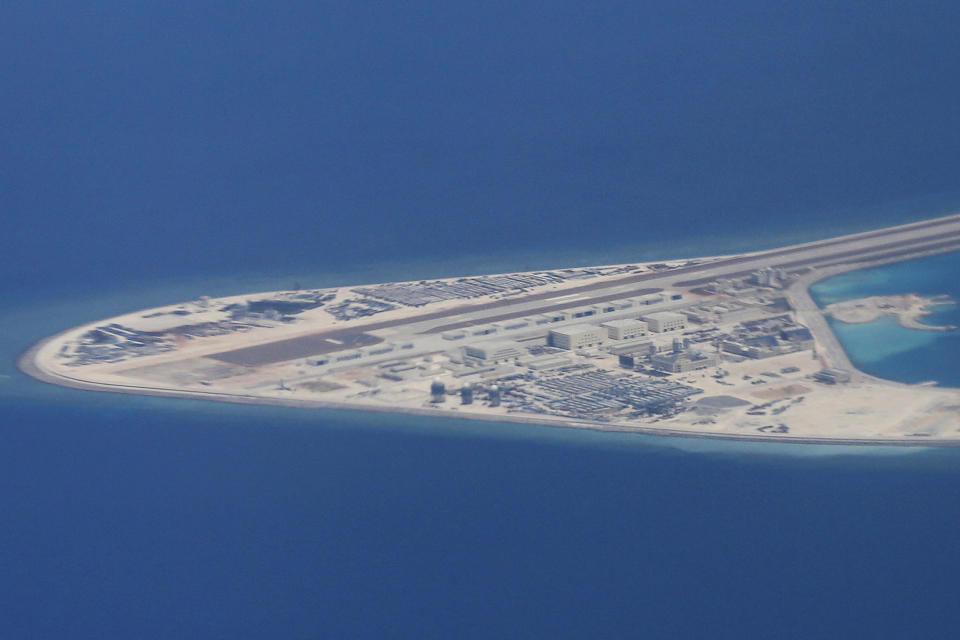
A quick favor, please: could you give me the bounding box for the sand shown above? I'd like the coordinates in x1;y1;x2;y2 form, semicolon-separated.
825;294;957;331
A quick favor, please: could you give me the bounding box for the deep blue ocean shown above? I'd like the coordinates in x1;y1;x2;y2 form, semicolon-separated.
4;2;960;638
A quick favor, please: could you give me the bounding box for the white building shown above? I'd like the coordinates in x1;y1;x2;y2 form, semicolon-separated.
650;350;721;373
642;311;687;333
601;318;648;340
751;266;784;288
548;324;606;350
463;340;525;364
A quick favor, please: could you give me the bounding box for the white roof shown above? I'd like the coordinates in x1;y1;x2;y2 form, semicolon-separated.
549;323;602;336
642;311;686;321
466;339;524;352
601;318;647;328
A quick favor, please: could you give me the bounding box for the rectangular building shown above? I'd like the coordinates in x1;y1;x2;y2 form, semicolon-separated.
548;324;606;350
606;340;655;356
642;311;687;333
463;340;526;364
650;350;721;373
601;318;649;340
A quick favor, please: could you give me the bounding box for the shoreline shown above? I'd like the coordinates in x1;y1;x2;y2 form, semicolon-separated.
17;212;960;448
17;298;960;449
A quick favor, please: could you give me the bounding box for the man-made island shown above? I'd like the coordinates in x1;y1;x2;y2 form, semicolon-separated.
20;213;960;445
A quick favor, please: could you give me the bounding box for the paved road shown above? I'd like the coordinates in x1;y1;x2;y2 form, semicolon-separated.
423;286;663;333
785;277;856;375
674;230;960;286
211;330;384;367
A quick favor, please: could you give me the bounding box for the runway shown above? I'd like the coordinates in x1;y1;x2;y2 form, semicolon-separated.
208;213;960;365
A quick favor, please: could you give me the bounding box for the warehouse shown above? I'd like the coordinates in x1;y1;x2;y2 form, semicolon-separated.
601;318;648;340
463;340;526;364
548;324;606;350
642;311;687;333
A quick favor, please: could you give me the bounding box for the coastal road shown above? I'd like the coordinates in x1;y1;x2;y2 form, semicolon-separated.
785;276;858;376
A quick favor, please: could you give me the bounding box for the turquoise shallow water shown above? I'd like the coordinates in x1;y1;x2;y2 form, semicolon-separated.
810;251;960;386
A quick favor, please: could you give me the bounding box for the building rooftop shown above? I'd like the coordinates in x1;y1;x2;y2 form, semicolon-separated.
653;350;705;363
550;323;602;335
607;340;654;356
474;339;525;351
601;318;647;328
642;311;686;321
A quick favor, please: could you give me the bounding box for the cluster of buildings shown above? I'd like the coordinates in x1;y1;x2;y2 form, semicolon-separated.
415;366;706;419
700;266;795;300
351;265;663;309
649;346;722;373
353;272;570;307
506;369;702;418
720;315;814;359
312;264;837;424
439;293;681;343
683;300;757;325
451;306;720;379
545;311;687;351
312;341;416;366
67;323;175;366
325;297;398;321
222;293;335;322
749;266;789;288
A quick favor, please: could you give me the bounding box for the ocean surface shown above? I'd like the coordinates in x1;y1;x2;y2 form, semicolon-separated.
3;2;960;638
811;252;960;387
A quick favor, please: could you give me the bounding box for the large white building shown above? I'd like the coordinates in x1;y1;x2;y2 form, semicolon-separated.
601;318;648;340
463;340;525;364
642;311;687;333
548;324;606;350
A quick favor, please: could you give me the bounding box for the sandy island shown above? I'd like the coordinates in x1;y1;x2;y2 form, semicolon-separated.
825;294;957;331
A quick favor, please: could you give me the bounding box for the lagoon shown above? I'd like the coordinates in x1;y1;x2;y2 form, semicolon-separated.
811;251;960;386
